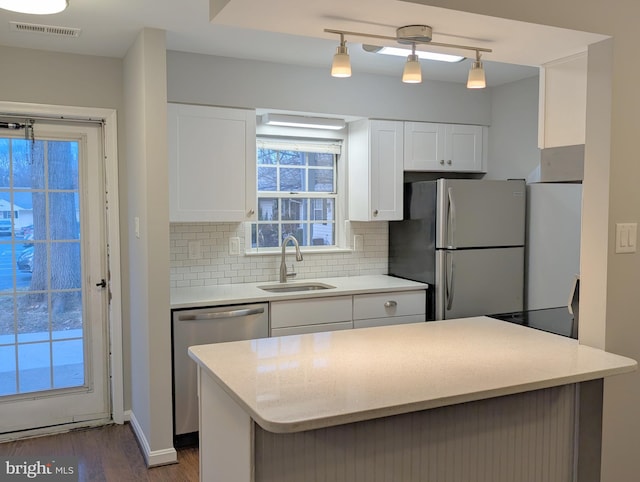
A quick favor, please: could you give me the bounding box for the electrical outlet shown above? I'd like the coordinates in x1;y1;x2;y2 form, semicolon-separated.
354;234;364;251
188;240;201;260
229;237;240;256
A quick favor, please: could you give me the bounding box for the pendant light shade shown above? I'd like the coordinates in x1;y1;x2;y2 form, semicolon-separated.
467;51;486;89
0;0;68;14
402;54;422;83
402;44;422;84
331;34;351;78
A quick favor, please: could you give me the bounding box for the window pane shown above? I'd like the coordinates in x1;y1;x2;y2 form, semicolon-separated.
258;198;278;221
311;223;335;246
16;140;45;189
310;198;334;221
308;168;334;192
0;139;8;189
0;345;17;396
281;199;307;221
48;141;79;190
280;168;305;191
254;224;279;248
257;166;277;191
308;152;334;167
51;291;82;335
18;342;52;393
49;193;80;241
257;148;278;165
52;339;84;389
50;243;80;290
279;151;305;166
282;224;305;246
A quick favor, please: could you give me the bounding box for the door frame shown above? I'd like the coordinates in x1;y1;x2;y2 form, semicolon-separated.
0;101;124;426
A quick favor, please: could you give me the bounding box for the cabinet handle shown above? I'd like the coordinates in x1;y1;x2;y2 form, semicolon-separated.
247;209;255;216
439;159;445;165
447;160;452;165
373;209;379;217
384;301;397;308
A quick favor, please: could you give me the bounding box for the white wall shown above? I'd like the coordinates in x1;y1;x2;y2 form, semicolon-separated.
123;29;175;466
166;51;491;125
485;75;541;180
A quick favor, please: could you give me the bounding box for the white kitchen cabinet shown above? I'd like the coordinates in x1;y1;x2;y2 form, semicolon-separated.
271;322;353;337
168;103;257;222
404;122;486;172
353;290;426;329
538;52;587;148
270;296;353;335
269;289;427;336
348;119;403;221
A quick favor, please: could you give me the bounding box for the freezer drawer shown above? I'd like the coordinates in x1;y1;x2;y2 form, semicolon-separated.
172;303;269;445
435;247;524;320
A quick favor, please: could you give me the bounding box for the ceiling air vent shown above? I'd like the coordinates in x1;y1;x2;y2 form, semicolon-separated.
9;21;81;38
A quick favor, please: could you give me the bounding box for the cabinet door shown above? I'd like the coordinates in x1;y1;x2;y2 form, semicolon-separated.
370;120;404;220
444;124;485;172
404;122;445;171
168;103;257;222
348;119;403;221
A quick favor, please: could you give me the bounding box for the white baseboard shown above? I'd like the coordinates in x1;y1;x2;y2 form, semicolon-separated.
129;411;178;467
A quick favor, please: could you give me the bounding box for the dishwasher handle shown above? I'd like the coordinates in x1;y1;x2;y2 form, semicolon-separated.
178;307;265;321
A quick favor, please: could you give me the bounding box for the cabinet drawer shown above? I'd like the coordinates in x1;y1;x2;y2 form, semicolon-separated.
353;290;426;320
270;296;352;329
271;321;353;337
354;314;426;330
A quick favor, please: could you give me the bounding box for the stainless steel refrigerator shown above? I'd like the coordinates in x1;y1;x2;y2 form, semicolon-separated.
389;179;526;320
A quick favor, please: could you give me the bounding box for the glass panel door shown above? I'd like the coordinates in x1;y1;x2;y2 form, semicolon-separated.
0;120;110;436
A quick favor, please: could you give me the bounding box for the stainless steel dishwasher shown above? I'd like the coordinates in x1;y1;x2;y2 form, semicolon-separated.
172;302;269;446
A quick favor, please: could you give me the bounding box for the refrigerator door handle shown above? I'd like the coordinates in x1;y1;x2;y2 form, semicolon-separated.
447;187;456;248
446;251;455;311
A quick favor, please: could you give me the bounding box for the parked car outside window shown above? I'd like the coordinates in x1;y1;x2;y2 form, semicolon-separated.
0;219;12;236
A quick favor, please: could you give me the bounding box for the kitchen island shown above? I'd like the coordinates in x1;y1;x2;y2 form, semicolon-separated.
189;317;636;482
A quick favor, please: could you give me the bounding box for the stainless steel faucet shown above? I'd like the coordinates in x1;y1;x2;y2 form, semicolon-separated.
280;235;303;282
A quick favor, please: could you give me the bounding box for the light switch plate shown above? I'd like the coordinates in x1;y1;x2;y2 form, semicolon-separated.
188;240;201;259
229;237;240;256
354;234;364;252
615;222;637;253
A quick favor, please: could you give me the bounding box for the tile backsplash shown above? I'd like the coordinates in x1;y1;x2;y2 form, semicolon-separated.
170;222;388;288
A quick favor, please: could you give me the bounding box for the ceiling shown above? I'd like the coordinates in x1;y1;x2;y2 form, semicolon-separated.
0;0;609;87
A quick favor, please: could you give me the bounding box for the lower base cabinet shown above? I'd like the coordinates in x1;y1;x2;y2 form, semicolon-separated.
269;290;426;336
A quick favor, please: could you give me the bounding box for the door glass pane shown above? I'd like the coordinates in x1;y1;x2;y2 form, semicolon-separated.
0;136;85;398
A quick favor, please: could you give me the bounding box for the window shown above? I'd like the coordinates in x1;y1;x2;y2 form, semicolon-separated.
252;138;341;250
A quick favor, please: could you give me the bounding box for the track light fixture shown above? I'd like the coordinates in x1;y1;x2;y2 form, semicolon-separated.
326;25;491;89
467;50;486;89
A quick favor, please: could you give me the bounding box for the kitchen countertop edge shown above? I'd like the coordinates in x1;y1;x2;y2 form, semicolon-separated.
171;274;429;309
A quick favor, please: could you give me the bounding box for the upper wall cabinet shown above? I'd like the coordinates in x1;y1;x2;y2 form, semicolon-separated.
348;119;403;221
404;122;487;172
538;52;587;148
168;103;257;222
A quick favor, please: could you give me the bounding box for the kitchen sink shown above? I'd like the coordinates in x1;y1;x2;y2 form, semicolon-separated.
258;282;336;293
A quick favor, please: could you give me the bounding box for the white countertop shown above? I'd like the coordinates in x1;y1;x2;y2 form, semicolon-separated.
171;274;428;309
189;317;637;434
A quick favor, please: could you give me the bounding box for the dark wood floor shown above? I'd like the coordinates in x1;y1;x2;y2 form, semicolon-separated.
0;423;199;481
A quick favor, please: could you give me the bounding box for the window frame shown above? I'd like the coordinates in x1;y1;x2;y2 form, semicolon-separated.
246;127;349;255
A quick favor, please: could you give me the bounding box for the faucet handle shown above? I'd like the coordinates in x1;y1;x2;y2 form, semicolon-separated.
287;264;297;278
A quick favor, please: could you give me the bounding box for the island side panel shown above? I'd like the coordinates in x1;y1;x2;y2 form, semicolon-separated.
254;384;576;482
198;366;253;482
